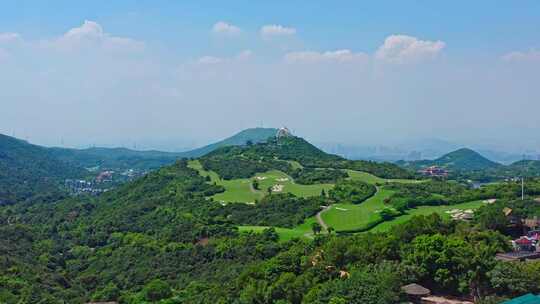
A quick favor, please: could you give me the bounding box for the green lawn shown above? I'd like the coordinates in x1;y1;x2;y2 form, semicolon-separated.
370;200;486;232
190;159;445;233
238;217;320;241
321;188;395;232
238;226;306;242
188;160;333;203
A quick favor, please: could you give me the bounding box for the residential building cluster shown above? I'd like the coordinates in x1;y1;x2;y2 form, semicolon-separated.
419;166;449;177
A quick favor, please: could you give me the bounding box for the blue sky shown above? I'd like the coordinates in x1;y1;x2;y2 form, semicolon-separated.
3;1;539;55
0;1;539;151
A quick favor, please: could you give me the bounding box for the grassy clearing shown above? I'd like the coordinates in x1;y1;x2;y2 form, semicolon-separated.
188;160;261;203
287;160;304;170
370;200;486;232
238;226;306;242
238;217;319;241
321;188;395;232
255;170;333;199
188;160;333;203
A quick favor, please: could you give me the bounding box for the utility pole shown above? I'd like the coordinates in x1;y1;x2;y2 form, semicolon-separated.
522;176;525;201
522;154;525;201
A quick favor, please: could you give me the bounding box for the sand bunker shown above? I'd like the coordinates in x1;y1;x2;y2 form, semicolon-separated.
271;184;284;192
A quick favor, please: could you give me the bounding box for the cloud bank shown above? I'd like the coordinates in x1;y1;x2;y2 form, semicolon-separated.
260;24;296;38
375;34;445;63
0;21;538;151
285;49;368;64
212;21;242;36
502;49;540;62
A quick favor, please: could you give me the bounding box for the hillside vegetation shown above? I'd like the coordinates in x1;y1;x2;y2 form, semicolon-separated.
0;128;279;204
1;133;540;303
399;148;501;171
397;148;540;181
0;134;85;204
201;136;412;181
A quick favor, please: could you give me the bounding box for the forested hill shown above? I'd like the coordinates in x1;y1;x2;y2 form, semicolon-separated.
180;127;278;158
398;148;502;171
49;146;184;170
0;159;325;302
433;148;502;170
2;155;539;302
49;128;278;170
201;135;413;179
0;134;86;204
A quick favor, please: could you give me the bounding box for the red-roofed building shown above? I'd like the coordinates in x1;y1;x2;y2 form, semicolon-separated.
419;166;449;177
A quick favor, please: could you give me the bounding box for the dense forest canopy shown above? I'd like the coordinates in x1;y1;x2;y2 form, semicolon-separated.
0;134;86;205
1;132;540;303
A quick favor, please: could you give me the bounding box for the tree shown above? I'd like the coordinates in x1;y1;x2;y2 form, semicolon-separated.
380;208;397;220
312;222;322;235
142;279;172;302
329;297;347;304
401;233;493;296
252;179;260;190
92;282;120;302
303;262;402;304
475;204;509;232
488;261;540;296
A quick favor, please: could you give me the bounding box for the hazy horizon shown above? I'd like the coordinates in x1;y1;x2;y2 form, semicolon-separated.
1;1;539;153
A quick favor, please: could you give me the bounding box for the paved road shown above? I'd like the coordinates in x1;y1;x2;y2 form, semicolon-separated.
316;206;331;232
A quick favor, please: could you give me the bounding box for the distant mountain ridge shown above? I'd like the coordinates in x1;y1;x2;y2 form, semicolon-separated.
49;128;279;170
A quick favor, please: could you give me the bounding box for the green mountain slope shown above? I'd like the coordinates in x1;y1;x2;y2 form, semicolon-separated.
0;134;85;204
506;160;540;177
432;148;501;170
180;127;278;158
398;148;501;171
201;135;412;180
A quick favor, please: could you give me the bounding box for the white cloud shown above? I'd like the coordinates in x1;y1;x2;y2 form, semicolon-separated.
285;49;368;64
52;20;144;52
237;49;253;60
502;49;540;62
197;56;223;65
212;21;241;36
196;50;254;65
0;32;22;44
0;48;9;61
260;24;296;38
375;35;445;63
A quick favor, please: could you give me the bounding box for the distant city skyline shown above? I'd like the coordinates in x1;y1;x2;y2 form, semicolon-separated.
1;1;539;151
